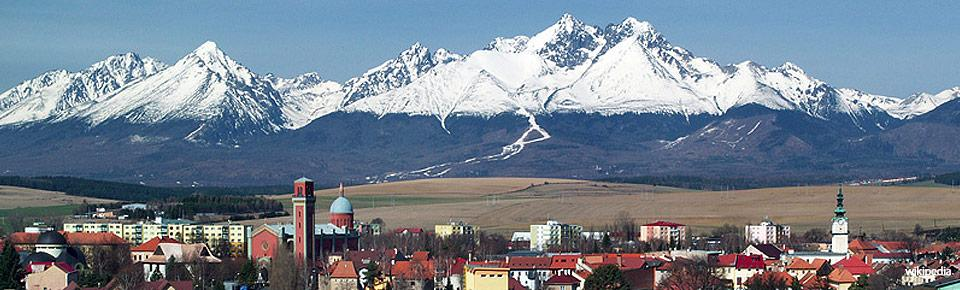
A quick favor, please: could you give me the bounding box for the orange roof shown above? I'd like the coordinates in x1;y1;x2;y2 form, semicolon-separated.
550;254;580;270
392;260;435;280
828;267;856;283
810;259;829;270
9;231;126;245
411;251;430;261
330;260;359;279
786;258;815;270
507;257;551;269
132;236;182;252
848;239;877;252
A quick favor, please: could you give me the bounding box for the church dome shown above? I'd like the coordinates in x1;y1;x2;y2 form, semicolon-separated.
330;196;353;214
37;231;67;245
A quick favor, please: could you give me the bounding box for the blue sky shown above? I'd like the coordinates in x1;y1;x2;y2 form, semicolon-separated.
1;1;957;97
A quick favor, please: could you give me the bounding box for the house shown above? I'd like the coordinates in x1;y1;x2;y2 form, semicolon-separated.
544;275;578;290
575;254;660;290
18;231;87;272
784;258;818;278
639;221;686;245
742;244;783;260
548;254;580;276
142;243;222;280
827;267;857;290
465;263;509;290
506;256;551;290
435;221;476;238
509;278;529;290
131;236;182;262
391;251;435;290
831;256;876;278
24;262;78;290
394;228;425;236
325;260;360;290
438;258;467;290
10;231;126;262
716;254;765;289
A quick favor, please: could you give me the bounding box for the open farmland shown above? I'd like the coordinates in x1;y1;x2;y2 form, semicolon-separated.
244;178;960;235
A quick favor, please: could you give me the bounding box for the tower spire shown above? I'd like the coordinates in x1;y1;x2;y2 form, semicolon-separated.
339;182;345;197
834;184;846;220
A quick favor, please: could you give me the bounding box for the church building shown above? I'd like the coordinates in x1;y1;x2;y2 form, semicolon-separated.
249;178;360;267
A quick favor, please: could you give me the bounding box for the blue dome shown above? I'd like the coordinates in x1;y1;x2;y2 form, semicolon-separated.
330;196;353;214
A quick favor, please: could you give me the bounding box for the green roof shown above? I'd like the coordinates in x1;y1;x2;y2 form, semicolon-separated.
294;177;313;183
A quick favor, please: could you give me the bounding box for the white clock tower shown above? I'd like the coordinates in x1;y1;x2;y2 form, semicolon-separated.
831;186;849;254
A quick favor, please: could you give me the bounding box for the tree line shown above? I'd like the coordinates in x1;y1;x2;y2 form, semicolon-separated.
0;175;287;201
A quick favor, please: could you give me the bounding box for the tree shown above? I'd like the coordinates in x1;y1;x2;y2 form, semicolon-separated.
712;224;745;253
0;241;23;289
268;243;307;290
584;264;630;290
745;272;796;290
849;276;869;290
658;259;724;290
802;229;830;243
363;261;383;290
238;260;258;286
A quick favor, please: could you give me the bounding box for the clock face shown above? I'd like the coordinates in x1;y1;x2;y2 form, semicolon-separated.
837;219;846;225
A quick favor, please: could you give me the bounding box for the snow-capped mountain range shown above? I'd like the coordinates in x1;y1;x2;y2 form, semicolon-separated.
1;14;955;140
3;14;960;186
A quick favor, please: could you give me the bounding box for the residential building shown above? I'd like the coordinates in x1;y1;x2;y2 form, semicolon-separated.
511;232;531;250
391;252;436;290
465;263;509;290
742;244;783;260
325;260;360;290
131;236;182;262
639;221;687;245
24;262;77;290
142;243;221;280
544;275;579;290
435;220;476;238
530;220;582;252
62;221;249;255
744;218;791;244
506;256;551;290
716;254;765;289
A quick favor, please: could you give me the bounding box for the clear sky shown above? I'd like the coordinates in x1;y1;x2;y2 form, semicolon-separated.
1;1;957;97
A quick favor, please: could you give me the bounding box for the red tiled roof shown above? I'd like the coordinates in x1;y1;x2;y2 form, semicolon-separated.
828;267;857;283
717;254;764;269
132;236;181;252
643;221;685;227
549;254;580;270
449;258;467;275
392;260;435;280
785;258;815;270
832;257;876;276
848;239;877;252
9;231;126;245
330;260;360;279
871;240;909;252
507;257;551;269
411;251;430;261
546;275;580;285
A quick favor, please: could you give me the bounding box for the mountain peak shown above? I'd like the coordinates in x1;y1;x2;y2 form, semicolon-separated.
618;17;656;34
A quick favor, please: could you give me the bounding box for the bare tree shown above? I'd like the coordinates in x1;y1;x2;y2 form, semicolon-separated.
658;259;725;290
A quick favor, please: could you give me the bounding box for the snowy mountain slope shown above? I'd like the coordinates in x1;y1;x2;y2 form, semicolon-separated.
72;41;289;141
339;43;461;108
265;72;343;128
884;87;960;119
0;53;165;125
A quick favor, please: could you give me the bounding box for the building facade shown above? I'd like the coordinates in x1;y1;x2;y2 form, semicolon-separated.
435;221;476;238
744;218;791;244
639;221;687;245
62;222;249;255
530;221;583;252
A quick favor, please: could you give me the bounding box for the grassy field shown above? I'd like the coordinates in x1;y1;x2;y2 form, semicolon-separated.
243;178;960;235
0;186;117;232
0;177;955;237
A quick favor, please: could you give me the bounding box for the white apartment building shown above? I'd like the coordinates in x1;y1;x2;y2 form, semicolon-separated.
529;220;582;252
744;218;791;244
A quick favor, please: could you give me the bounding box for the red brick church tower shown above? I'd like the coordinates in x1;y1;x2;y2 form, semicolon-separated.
292;177;315;266
329;183;354;230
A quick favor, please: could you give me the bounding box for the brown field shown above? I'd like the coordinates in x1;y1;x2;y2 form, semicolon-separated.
0;185;116;209
244;178;960;235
